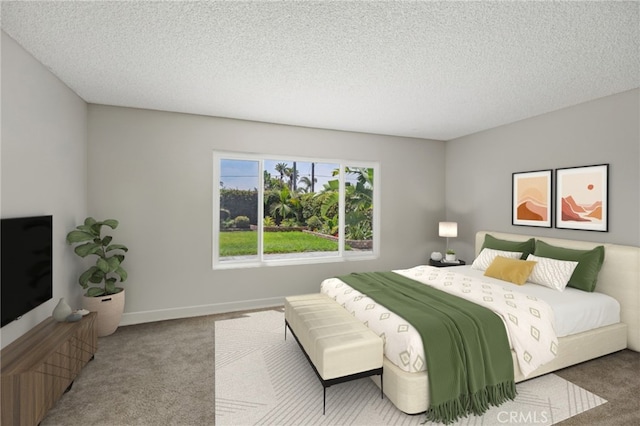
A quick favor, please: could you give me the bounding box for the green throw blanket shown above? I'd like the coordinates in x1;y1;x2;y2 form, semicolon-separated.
338;271;516;424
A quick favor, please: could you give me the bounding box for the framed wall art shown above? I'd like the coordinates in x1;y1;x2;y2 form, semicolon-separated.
512;169;552;228
555;164;608;232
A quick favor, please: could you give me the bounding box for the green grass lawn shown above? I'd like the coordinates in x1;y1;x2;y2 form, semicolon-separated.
219;231;342;256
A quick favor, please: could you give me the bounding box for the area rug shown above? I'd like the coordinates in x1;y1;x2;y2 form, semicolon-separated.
215;310;607;425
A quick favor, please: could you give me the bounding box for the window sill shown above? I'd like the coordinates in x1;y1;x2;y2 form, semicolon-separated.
213;251;377;270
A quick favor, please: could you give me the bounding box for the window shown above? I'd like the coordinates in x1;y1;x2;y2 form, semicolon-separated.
213;152;379;268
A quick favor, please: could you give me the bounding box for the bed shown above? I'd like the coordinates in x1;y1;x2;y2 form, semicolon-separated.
319;231;640;415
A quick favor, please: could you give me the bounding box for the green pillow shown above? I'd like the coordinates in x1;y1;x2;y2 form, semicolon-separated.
534;241;605;292
482;234;535;260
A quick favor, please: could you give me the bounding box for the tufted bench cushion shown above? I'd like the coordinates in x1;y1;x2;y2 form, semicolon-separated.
284;293;384;413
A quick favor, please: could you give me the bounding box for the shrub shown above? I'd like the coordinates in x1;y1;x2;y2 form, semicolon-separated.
233;215;251;229
281;218;299;228
321;217;338;236
346;222;372;240
306;215;322;231
300;192;322;221
221;189;258;225
263;216;276;227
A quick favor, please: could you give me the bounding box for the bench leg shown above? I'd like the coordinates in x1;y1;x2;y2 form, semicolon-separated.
323;386;326;415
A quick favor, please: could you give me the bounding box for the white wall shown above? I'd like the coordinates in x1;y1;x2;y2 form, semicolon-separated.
1;32;88;349
87;105;446;324
445;89;640;262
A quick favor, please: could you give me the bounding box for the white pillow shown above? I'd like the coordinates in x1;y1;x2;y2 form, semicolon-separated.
471;248;523;271
526;254;579;291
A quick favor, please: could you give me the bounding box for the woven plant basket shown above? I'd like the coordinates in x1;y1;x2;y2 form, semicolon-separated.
83;289;125;337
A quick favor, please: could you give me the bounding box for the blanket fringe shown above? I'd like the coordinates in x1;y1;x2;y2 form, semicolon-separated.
423;381;517;424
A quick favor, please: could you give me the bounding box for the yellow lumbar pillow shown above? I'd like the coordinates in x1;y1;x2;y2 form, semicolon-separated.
484;256;537;285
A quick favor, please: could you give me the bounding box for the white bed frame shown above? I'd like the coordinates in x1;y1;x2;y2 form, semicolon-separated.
369;231;639;414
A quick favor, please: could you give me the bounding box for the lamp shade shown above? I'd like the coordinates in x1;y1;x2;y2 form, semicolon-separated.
439;222;458;238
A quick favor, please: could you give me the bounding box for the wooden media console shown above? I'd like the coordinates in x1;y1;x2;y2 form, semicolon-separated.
1;313;98;426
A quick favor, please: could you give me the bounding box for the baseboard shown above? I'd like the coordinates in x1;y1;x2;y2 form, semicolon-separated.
118;296;285;326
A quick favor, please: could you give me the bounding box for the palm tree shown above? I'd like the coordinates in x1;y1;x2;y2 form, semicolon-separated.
269;187;293;223
344;167;373;240
264;170;282;190
323;167;374;240
274;162;289;183
284;167;295;190
298;176;317;193
291;161;297;191
346;167;374;189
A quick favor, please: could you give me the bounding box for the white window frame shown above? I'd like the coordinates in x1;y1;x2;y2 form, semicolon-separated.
213;151;380;269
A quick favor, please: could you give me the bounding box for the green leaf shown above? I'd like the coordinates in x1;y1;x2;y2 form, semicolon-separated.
79;267;98;288
326;179;339;190
116;266;128;282
102;219;119;229
76;224;98;236
113;254;125;263
105;279;117;294
90;223;103;235
320;192;339;218
89;269;105;283
97;257;110;273
66;230;95;244
84;217;97;227
74;242;102;258
106;244;128;253
106;256;121;270
86;287;105;297
102;236;113;246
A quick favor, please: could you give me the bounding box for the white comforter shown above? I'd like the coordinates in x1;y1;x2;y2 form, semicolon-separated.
320;265;559;377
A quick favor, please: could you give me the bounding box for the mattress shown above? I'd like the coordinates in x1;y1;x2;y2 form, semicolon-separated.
320;264;621;374
458;265;621;337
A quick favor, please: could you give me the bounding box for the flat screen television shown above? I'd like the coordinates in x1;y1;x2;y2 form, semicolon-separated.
1;215;53;327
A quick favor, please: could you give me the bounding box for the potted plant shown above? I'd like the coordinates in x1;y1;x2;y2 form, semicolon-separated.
66;217;128;337
445;249;456;262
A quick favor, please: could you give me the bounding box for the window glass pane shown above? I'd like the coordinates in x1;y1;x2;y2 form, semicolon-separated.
213;152;378;268
219;159;259;262
344;166;374;255
263;160;340;260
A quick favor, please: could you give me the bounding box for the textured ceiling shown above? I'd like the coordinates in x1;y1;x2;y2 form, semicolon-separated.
1;1;638;141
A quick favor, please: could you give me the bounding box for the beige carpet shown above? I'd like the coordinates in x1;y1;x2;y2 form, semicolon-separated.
216;310;606;426
42;315;215;425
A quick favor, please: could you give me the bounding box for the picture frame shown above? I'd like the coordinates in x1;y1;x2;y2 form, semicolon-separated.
512;169;552;228
555;164;609;232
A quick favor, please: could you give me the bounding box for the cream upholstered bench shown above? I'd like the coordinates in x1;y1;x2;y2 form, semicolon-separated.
284;293;383;414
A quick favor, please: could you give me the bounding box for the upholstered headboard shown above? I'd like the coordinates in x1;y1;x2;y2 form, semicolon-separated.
475;231;640;352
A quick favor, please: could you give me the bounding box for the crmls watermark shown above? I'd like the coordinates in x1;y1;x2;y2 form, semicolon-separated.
497;410;549;424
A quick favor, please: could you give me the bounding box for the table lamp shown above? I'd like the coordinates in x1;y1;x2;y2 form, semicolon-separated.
439;221;458;256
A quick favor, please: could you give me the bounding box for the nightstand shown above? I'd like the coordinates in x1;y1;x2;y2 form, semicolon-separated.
429;259;466;267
